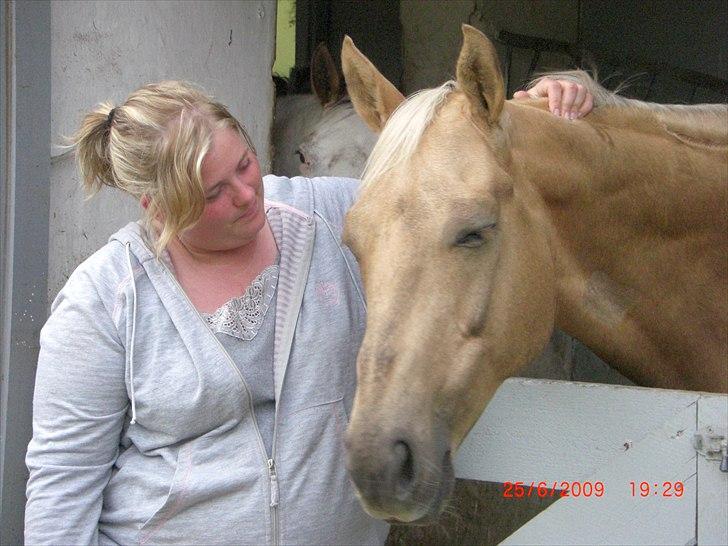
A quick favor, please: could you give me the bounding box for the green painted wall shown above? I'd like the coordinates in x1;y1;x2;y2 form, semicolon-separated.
273;0;296;78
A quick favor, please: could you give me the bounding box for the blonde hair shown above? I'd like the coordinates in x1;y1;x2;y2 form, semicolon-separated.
72;80;255;254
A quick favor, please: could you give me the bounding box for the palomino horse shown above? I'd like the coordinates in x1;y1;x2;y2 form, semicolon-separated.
273;46;622;387
272;43;376;178
340;25;728;523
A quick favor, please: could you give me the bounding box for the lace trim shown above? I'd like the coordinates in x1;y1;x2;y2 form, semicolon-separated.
201;265;279;341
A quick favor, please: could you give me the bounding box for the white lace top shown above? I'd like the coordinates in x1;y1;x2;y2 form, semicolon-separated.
200;264;279;341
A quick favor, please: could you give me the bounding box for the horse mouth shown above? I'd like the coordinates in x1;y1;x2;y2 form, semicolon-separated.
383;472;454;525
351;447;455;524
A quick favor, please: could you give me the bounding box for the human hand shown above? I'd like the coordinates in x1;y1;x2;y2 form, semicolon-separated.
513;78;594;119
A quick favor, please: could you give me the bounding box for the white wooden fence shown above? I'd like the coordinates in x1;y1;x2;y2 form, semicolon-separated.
455;378;728;545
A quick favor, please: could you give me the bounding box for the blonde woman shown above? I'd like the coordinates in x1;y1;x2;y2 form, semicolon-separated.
25;79;591;544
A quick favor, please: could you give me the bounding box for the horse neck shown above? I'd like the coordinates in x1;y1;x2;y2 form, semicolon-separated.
506;103;728;389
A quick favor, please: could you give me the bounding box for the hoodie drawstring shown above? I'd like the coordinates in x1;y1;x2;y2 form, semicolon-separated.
125;242;138;425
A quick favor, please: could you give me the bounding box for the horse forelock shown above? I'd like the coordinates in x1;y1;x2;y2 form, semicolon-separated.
361;82;457;189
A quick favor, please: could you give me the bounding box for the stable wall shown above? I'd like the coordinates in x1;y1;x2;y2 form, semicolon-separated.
582;0;727;80
400;0;579;94
49;0;276;299
399;0;727;96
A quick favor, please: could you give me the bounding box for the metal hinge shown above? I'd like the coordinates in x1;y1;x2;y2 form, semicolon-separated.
693;427;728;472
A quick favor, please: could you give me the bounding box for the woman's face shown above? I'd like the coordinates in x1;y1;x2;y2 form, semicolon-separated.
179;127;266;252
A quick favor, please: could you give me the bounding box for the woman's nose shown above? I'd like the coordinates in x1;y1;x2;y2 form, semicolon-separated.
230;178;255;207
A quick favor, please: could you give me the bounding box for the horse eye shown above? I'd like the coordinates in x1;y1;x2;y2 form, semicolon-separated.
455;224;496;248
456;232;484;247
295;149;306;164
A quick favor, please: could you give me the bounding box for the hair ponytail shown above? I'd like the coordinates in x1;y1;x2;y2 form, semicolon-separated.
72;101;118;195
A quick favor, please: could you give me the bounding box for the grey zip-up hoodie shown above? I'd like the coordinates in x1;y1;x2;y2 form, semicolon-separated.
25;175;389;545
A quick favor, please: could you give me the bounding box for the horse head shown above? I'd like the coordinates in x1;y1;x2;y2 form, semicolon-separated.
272;43;376;178
341;25;557;523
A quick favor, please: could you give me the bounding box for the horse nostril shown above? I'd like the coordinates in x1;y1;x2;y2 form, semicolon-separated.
393;440;415;497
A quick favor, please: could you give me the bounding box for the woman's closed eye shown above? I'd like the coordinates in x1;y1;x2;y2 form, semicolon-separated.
205;184;224;201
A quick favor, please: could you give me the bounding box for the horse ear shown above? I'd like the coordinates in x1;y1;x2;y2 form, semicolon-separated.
341;35;405;133
311;43;345;108
456;24;505;125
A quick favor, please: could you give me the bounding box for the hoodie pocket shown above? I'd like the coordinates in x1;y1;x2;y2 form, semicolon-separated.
138;442;194;545
276;396;372;545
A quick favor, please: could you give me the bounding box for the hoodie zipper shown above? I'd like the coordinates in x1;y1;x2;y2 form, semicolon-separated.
268;457;280;544
160;264;280;545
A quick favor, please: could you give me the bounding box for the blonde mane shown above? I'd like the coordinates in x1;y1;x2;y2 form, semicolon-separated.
361;82;456;187
530;70;728;146
362;72;727;188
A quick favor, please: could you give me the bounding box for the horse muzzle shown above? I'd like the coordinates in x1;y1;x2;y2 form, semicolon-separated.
345;423;454;523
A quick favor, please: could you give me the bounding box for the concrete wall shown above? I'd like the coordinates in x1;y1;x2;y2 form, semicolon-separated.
49;0;276;300
1;2;51;539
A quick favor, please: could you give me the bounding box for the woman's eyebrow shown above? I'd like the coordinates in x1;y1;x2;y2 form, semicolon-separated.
207;149;251;193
